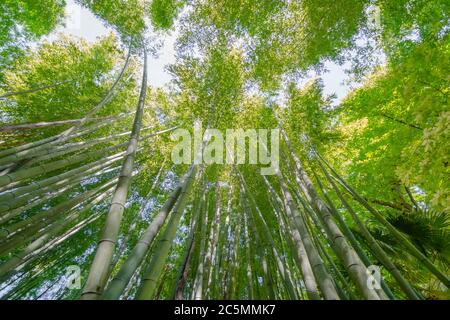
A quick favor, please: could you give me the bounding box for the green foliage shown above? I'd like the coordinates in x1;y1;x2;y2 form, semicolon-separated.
169;40;245;127
0;0;65;80
1;34;136;125
179;0;368;90
149;0;186;30
76;0;146;40
388;209;450;265
283;79;340;153
334;35;449;210
377;0;450;52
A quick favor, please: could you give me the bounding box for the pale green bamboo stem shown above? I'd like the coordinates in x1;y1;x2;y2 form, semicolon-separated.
0;164;118;219
0;80;70;99
192;190;208;300
277;171;341;300
0;151;124;203
0;178;118;255
262;175;321;300
0;112;130;160
172;185;203;300
81;51;148;300
0;188;113;278
276;121;381;299
0;115;122;132
317;162;419;299
0;125;173;189
317;153;450;289
136;166;198;300
102;167;195;299
0;139;128;189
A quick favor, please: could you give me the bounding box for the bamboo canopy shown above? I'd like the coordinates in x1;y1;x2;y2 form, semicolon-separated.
0;0;448;301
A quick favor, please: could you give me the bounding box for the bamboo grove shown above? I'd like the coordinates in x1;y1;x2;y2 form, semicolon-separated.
0;0;449;300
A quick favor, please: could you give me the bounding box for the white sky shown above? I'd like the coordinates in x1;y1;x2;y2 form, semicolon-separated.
43;0;350;102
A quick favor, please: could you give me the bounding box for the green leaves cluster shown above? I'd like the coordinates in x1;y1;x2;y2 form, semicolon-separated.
335;35;449;211
1;35;135;124
76;0;146;40
0;0;65;79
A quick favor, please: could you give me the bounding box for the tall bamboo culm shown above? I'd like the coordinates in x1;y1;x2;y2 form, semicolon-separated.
81;49;148;300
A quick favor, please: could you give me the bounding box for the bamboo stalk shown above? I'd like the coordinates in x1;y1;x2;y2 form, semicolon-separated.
103;166;196;299
136;166;198;299
317;152;450;289
81;50;148;300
